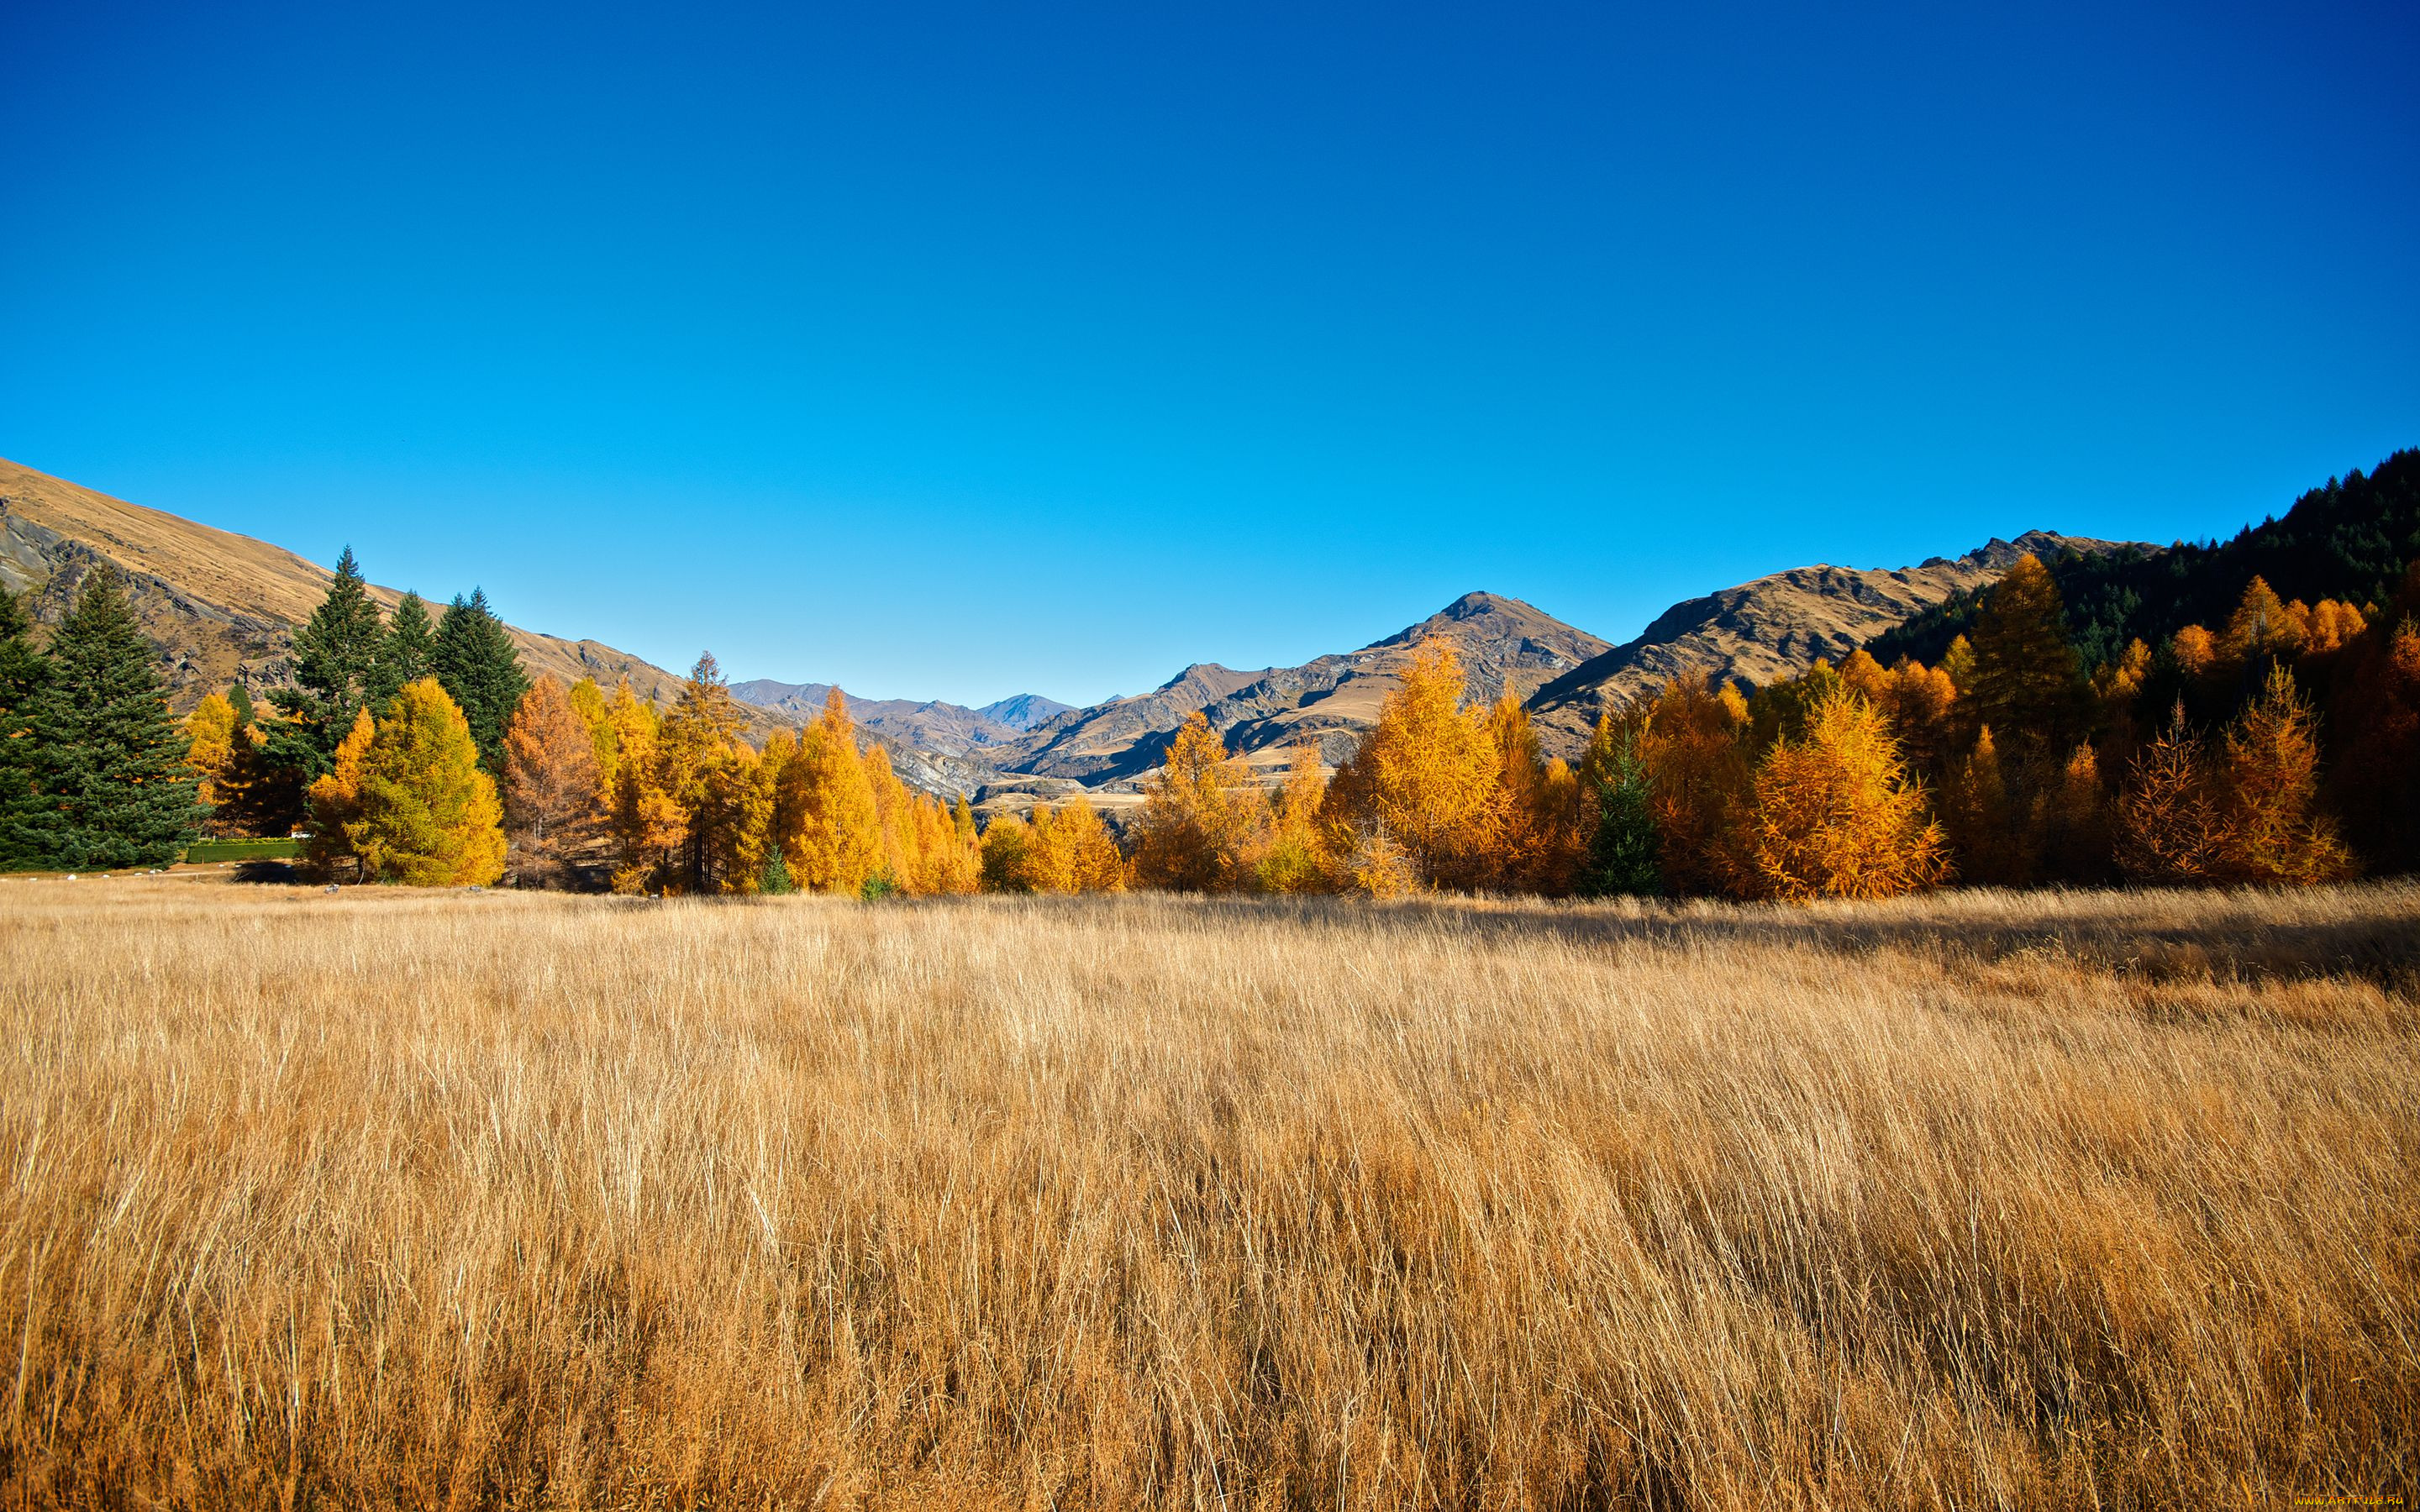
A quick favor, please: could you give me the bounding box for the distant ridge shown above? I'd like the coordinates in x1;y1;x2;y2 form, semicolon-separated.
726;679;1069;759
984;591;1611;789
0;452;2158;796
1523;530;2145;754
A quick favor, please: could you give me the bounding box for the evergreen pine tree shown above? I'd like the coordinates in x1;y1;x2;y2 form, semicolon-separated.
1578;711;1660;896
225;681;255;727
1965;554;2087;761
266;547;385;780
366;591;435;708
0;585;51;869
431;588;529;774
19;567;203;868
760;843;794;895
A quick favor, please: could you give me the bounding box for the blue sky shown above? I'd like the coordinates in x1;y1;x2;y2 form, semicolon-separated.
4;0;2415;706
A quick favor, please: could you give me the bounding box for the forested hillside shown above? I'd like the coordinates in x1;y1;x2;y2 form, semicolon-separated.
1869;450;2420;672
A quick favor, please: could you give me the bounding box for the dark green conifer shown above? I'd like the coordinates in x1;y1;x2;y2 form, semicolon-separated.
366;591;435;708
19;567;203;869
760;843;794;895
1581;729;1662;897
0;585;51;869
432;588;529;774
266;546;385;780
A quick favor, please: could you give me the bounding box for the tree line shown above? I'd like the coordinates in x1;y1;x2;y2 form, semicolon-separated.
5;538;2413;900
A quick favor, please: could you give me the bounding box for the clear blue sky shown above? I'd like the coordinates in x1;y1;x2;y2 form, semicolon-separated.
5;1;2414;706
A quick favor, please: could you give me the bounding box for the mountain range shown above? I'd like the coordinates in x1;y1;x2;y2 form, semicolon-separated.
0;454;2140;801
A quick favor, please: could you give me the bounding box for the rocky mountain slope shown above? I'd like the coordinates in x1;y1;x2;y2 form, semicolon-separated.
728;680;1066;760
2;454;2149;799
0;457;1024;796
0;456;714;711
990;592;1610;788
1523;531;2143;753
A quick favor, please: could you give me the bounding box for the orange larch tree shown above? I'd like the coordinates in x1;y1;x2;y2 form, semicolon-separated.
1734;688;1949;903
502;675;603;887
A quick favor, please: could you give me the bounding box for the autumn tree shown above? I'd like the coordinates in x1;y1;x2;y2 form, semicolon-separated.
2034;743;2114;884
182;694;246;837
864;743;981;895
2209;663;2353;885
2113;704;2230;885
1328;638;1498;888
344;677;507;887
978;811;1033;891
630;654;765;895
1734;688;1948;903
608;684;681;894
1024;799;1127;894
303;709;376;880
1942;725;2026;886
1965;554;2086;761
2221;575;2299;670
1134;711;1266;891
1481;695;1581;893
2327;567;2420;872
1255;743;1334;894
502;675;604;887
775;689;882;895
1634;674;1752;895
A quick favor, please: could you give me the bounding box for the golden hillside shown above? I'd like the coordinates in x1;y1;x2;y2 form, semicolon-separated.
0;457;746;722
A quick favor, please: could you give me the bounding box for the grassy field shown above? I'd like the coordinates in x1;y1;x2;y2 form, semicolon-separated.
0;877;2412;1508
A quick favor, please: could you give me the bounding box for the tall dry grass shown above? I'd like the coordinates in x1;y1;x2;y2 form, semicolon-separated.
0;876;2413;1508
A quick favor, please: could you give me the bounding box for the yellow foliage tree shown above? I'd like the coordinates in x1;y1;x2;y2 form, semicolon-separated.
987;800;1125;894
2114;704;2230;885
2222;575;2300;668
1132;712;1265;891
1255;743;1334;893
344;678;507;887
1734;688;1949;903
978;811;1032;891
776;689;883;895
303;707;377;879
1634;674;1752;895
2034;743;2112;884
1334;638;1498;888
2210;664;2354;885
2170;624;2219;685
502;675;603;887
182;694;245;837
1943;724;2026;886
566;676;619;797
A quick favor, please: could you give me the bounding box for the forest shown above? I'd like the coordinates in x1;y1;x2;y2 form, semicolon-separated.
3;495;2416;900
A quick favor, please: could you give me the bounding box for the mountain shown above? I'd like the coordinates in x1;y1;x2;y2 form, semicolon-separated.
976;693;1073;732
728;680;1065;759
990;592;1611;787
2;451;2163;801
1523;531;2145;753
0;456;1019;798
0;455;719;714
1866;450;2420;673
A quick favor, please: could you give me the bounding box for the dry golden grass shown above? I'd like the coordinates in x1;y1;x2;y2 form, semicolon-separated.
0;876;2414;1508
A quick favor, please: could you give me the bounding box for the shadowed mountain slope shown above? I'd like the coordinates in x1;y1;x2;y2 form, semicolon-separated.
991;592;1610;786
1524;531;2144;753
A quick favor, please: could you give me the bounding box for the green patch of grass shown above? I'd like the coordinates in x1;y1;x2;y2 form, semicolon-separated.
185;837;302;864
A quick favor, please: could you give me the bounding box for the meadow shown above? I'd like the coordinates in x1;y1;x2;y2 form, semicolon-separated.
0;875;2412;1508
